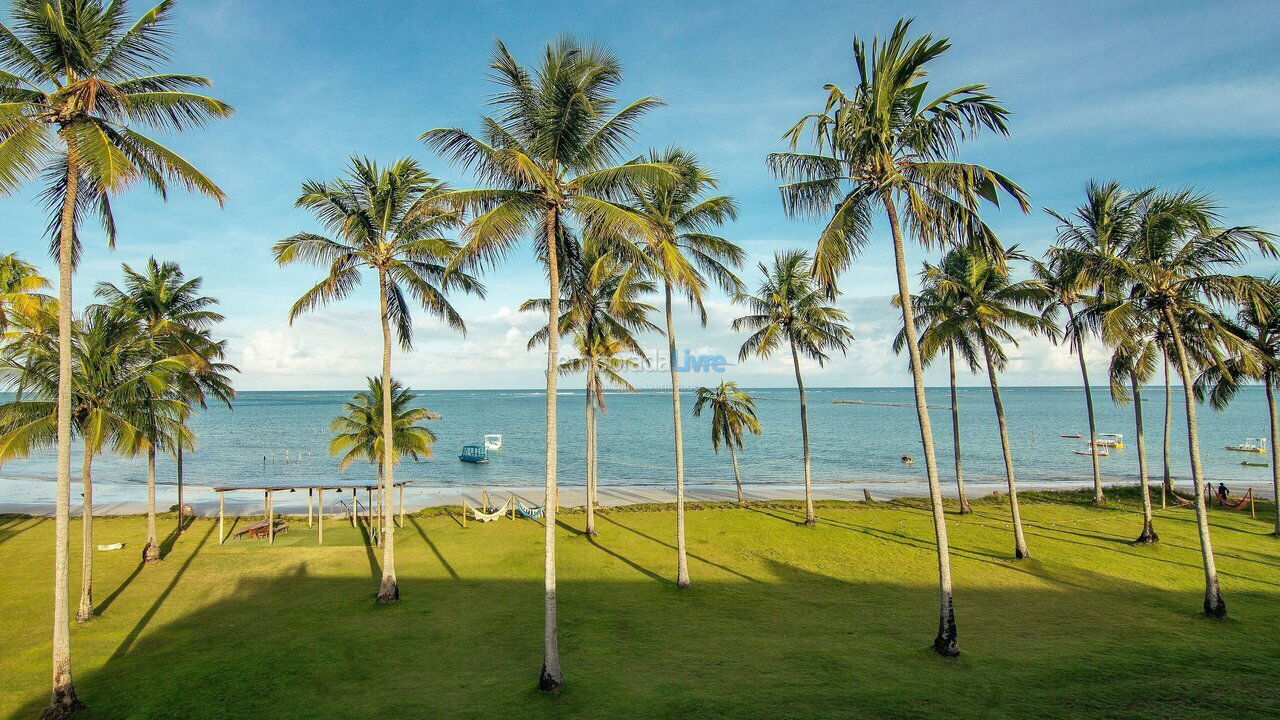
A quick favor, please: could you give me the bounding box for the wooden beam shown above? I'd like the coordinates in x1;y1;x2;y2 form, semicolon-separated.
307;488;313;528
318;488;324;545
218;491;224;545
398;484;404;528
367;487;373;531
350;488;356;527
267;490;275;544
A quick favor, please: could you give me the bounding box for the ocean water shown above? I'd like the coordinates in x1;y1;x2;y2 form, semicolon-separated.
0;385;1274;496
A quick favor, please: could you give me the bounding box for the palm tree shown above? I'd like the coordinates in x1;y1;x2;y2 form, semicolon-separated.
424;37;672;690
734;250;851;524
275;156;481;604
768;18;1029;657
0;2;230;709
330;376;436;543
0;307;180;621
522;236;656;537
0;252;50;336
922;246;1054;559
893;280;981;514
620;147;741;586
1195;282;1280;536
1112;201;1275;617
96;258;236;537
1100;310;1161;542
693;381;762;504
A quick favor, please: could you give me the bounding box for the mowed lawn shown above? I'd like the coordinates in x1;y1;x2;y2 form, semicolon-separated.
2;490;1279;719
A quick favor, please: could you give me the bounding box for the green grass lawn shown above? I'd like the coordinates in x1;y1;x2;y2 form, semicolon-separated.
2;489;1279;719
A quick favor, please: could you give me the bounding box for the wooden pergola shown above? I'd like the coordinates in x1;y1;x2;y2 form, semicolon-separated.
212;481;411;546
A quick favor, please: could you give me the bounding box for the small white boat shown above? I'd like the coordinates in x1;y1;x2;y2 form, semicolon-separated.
1074;448;1109;457
1060;433;1083;439
1093;433;1124;449
1225;437;1266;453
484;434;503;451
96;542;125;552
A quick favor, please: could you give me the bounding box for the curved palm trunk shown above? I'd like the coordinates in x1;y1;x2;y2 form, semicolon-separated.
48;140;83;717
143;448;160;564
1130;370;1157;543
948;346;971;513
730;445;744;504
1162;348;1172;507
883;196;958;657
664;280;691;588
539;208;564;691
75;444;94;623
376;270;398;603
790;338;815;525
1068;307;1104;503
584;368;597;537
981;337;1029;559
1265;380;1278;536
1164;308;1225;617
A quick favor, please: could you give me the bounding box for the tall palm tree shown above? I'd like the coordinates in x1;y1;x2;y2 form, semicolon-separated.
275;156;481;604
0;307;180;621
693;381;762;504
0;252;50;336
522;236;657;537
330;376;436;542
734;250;851;524
1195;283;1280;536
922;246;1054;559
620;147;741;586
424;37;671;690
1112;201;1275;617
1100;310;1161;542
96;258;236;538
768;18;1028;657
0;2;230;709
893;279;981;514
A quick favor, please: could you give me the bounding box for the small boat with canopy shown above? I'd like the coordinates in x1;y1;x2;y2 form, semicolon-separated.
1093;433;1124;449
484;434;503;451
459;444;489;463
1225;438;1266;453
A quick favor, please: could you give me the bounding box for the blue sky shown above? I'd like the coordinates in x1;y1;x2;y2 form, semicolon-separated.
4;0;1278;390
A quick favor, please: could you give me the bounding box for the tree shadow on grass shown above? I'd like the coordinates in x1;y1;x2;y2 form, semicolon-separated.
109;520;216;661
408;516;459;580
595;513;765;584
0;516;44;546
11;556;1279;720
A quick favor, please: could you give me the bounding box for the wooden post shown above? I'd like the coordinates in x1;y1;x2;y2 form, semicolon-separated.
1250;488;1256;520
462;500;468;528
482;488;490;513
218;491;224;545
863;489;873;502
318;488;324;545
267;490;275;544
367;487;373;529
350;488;356;527
308;488;313;528
398;484;405;528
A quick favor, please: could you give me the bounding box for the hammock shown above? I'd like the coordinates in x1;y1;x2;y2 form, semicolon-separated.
516;498;544;520
472;496;511;522
1169;486;1253;511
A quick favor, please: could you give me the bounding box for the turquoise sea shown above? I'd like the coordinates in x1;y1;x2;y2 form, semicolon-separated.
0;386;1274;495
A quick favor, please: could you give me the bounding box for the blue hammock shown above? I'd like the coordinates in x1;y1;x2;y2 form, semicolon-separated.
516;498;544;520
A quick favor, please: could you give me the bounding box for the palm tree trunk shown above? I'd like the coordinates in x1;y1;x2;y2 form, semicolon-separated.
664;279;691;588
790;338;815;525
1163;307;1225;617
75;443;94;623
1131;370;1157;543
48;134;83;718
1162;347;1172;507
376;269;398;603
143;448;160;564
584;368;596;537
176;445;184;534
1068;306;1104;504
948;346;971;513
1265;379;1278;536
539;207;564;691
883;194;957;657
982;337;1029;559
730;445;744;504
